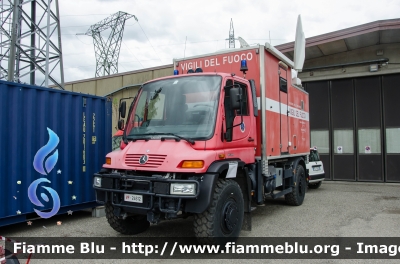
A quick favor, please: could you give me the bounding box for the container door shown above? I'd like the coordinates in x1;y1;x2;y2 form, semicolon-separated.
279;69;289;154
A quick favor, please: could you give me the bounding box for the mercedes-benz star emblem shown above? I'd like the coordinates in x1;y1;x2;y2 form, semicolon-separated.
139;155;149;164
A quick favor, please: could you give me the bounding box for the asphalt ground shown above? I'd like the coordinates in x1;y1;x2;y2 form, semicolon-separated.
1;181;400;263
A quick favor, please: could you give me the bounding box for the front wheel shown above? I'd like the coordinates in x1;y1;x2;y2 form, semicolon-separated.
105;202;150;235
193;179;244;245
285;164;306;206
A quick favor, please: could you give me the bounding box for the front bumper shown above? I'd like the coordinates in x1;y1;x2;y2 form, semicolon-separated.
93;172;216;215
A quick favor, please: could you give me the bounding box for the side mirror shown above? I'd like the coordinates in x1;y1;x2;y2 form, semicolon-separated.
230;87;241;110
117;120;125;130
119;101;126;118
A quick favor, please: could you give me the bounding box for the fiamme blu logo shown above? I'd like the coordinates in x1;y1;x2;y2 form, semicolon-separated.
28;128;61;218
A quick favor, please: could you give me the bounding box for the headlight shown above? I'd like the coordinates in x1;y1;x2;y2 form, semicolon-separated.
94;177;102;187
170;183;196;195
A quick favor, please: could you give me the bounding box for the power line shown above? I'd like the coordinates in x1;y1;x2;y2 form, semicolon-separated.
74;35;92;45
121;40;144;68
137;21;163;64
61;25;94;28
61;14;110;17
64;65;95;69
126;22;139;27
64;59;158;70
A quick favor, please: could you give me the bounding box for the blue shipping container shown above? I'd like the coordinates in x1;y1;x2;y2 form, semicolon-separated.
0;80;112;226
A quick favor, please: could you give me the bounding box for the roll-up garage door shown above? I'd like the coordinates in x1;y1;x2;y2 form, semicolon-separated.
306;81;330;180
331;79;356;181
355;77;383;182
383;74;400;182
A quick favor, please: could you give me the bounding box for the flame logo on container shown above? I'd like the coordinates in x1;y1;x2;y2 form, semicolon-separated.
28;178;60;218
33;128;59;175
28;128;61;219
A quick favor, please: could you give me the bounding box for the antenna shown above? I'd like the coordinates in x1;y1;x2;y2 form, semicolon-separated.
183;36;187;59
293;15;306;71
79;11;136;77
269;31;271;45
181;36;187;74
228;18;235;48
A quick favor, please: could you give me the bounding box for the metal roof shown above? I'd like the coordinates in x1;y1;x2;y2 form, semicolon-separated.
63;64;173;85
275;18;400;61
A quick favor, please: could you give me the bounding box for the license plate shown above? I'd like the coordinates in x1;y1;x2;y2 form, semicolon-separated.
312;166;321;171
124;194;143;203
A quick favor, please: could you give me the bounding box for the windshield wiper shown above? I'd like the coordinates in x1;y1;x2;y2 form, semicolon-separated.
140;132;195;145
126;135;150;142
127;132;195;145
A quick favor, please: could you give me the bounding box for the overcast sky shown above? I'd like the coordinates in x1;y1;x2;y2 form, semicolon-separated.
57;0;400;83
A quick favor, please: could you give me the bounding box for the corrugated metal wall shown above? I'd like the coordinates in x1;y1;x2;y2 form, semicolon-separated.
0;80;111;226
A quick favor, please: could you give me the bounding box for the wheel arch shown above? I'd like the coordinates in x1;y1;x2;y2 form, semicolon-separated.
208;159;251;213
185;159;251;214
291;156;306;183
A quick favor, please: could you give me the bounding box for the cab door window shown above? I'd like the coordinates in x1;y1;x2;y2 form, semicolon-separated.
223;79;249;142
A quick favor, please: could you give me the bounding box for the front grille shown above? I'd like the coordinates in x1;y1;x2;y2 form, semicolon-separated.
125;154;167;168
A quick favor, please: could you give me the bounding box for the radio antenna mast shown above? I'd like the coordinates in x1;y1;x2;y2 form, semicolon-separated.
228;18;235;48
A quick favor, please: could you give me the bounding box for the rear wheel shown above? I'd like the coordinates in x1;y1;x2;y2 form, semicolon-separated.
285;164;306;206
105;202;150;235
194;179;244;245
308;181;322;189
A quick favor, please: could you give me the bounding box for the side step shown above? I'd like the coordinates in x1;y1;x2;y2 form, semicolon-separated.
82;206;106;217
270;187;293;199
92;206;106;217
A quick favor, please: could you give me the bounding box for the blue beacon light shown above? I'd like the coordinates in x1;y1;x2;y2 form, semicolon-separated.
240;59;248;78
240;60;248;72
173;69;179;75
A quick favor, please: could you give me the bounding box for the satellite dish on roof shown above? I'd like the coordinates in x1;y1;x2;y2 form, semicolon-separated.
238;37;250;48
293;15;305;72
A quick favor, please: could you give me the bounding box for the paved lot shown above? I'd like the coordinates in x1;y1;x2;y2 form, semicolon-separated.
1;181;400;263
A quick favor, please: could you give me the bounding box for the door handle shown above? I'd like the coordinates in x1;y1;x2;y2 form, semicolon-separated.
248;137;254;142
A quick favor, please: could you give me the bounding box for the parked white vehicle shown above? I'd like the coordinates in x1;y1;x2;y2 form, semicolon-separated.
307;148;325;189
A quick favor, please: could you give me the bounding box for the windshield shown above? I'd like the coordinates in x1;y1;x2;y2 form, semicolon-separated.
125;75;222;140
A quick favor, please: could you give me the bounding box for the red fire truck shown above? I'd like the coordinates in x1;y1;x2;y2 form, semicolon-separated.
94;16;308;244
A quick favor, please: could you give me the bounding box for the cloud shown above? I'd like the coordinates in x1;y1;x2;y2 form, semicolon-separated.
51;0;400;83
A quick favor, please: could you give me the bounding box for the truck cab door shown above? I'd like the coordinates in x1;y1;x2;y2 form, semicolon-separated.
223;78;253;144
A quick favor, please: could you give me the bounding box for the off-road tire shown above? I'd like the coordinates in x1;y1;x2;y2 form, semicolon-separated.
105;202;150;235
308;181;322;189
193;179;244;245
285;165;306;206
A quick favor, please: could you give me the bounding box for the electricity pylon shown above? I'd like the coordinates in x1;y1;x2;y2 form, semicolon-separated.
0;0;65;89
80;11;136;77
